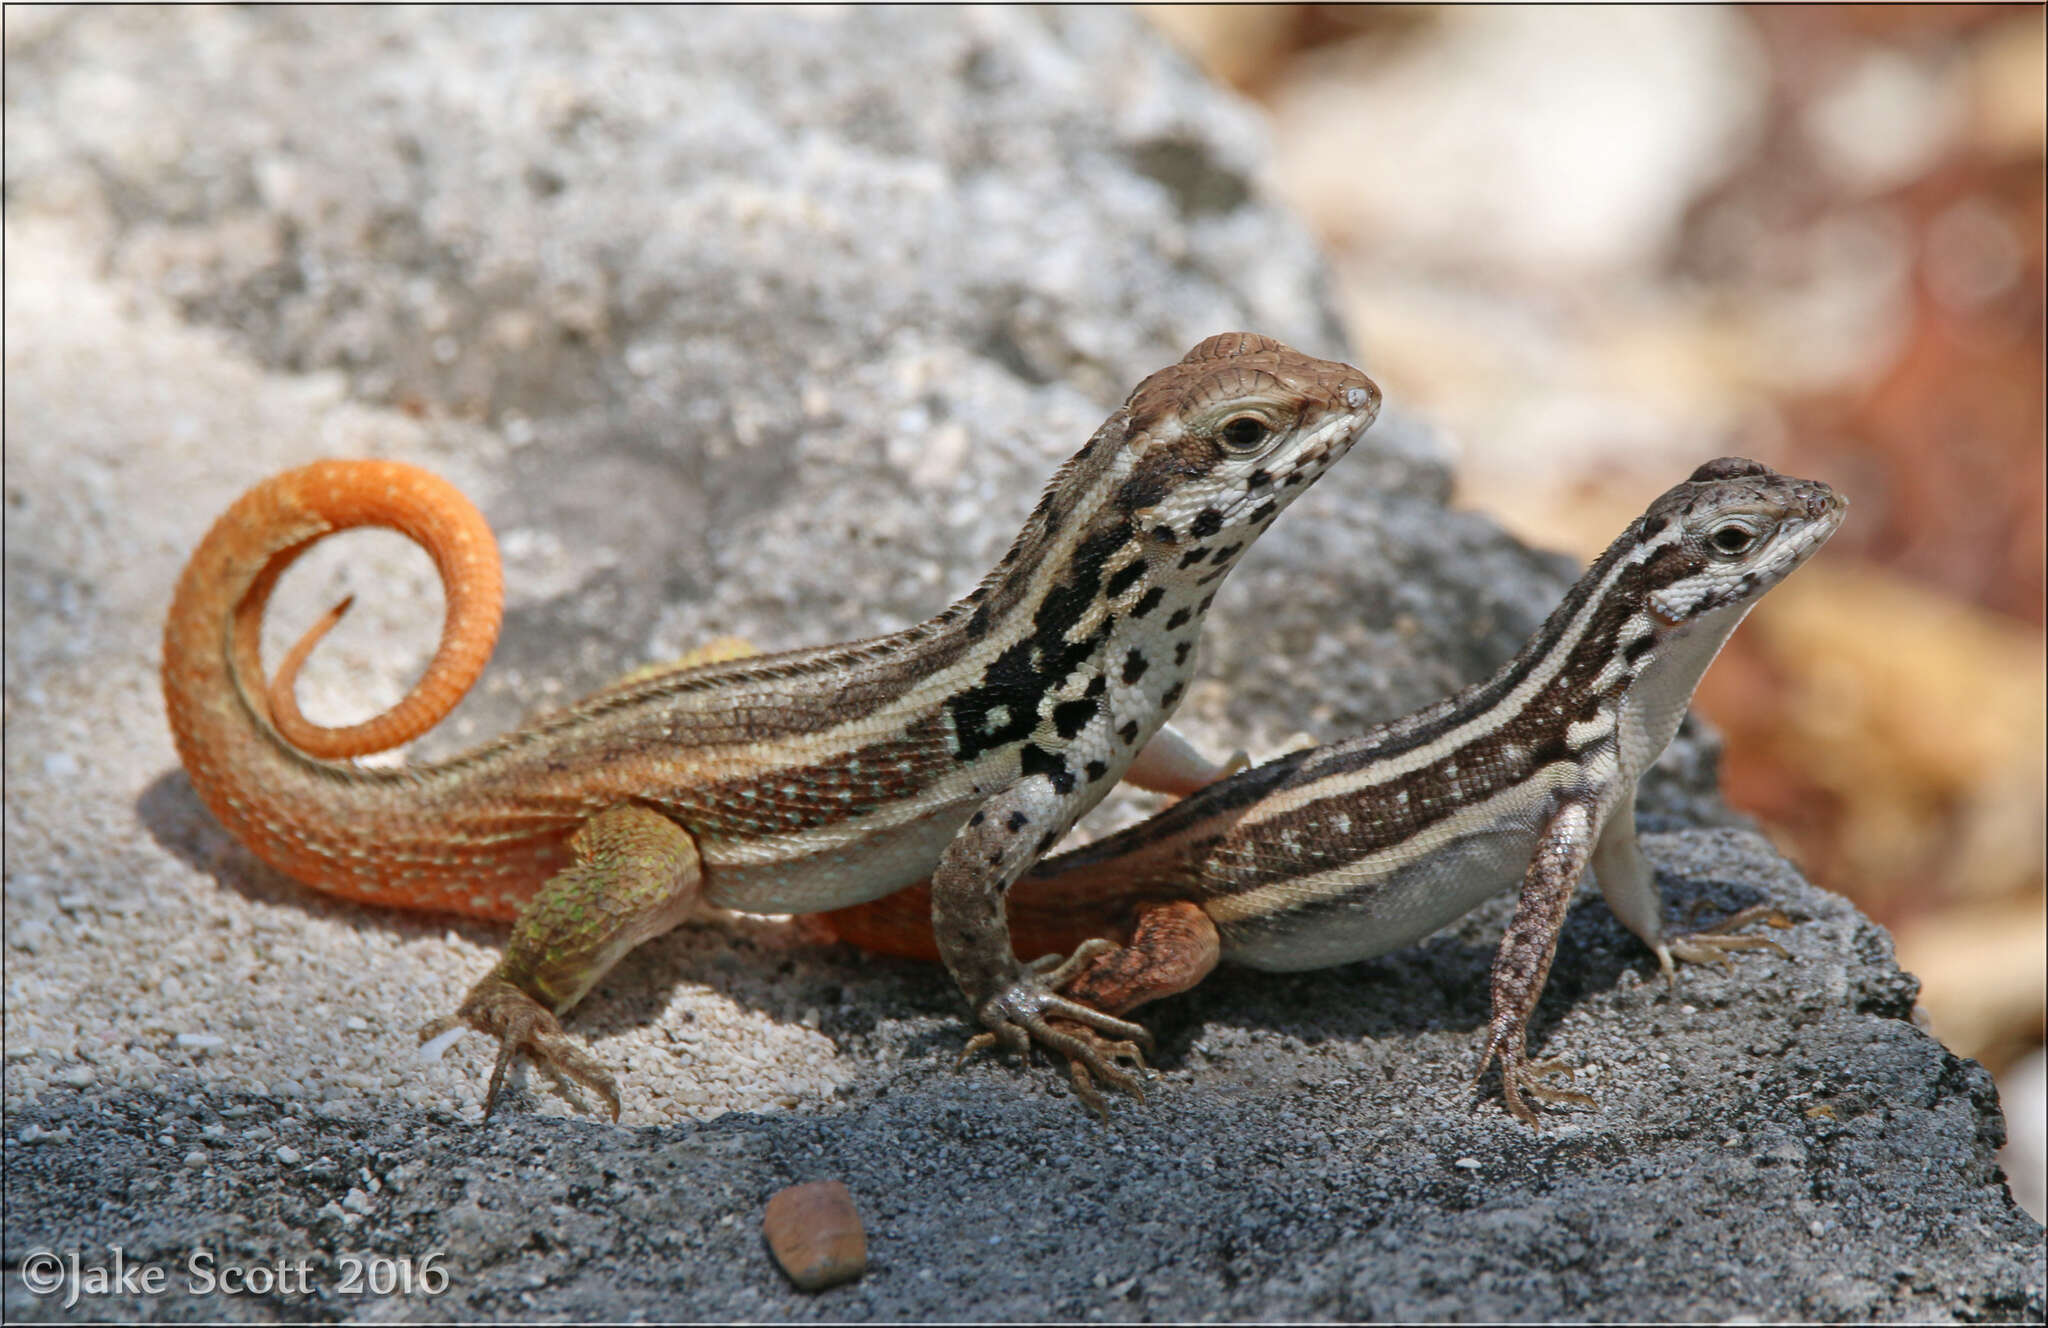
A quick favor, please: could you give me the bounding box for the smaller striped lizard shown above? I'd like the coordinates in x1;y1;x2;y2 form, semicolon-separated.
161;333;1379;1117
826;458;1847;1123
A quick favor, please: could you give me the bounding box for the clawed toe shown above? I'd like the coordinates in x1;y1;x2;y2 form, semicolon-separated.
1028;938;1121;991
1516;1056;1596;1110
1478;1040;1597;1128
1666;932;1790;968
954;1023;1029;1069
1055;1019;1150;1122
955;1031;1000;1069
961;958;1158;1117
426;974;621;1120
1662;907;1794;974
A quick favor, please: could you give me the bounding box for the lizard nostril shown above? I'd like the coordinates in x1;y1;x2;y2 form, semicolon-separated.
1345;387;1372;410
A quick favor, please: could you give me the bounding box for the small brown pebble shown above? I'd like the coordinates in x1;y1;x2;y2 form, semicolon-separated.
763;1179;866;1291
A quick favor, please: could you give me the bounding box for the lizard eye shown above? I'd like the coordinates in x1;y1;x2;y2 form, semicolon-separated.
1708;522;1759;558
1219;415;1272;451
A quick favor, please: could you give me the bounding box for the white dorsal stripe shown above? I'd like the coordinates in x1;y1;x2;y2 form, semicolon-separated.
1566;714;1615;749
1237;527;1673;828
1206;760;1585;925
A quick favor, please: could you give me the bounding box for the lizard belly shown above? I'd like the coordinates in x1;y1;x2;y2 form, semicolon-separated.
1214;821;1541;972
700;800;979;915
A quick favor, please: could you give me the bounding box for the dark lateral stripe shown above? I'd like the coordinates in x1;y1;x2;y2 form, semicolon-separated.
1032;748;1318;872
664;711;956;835
495;615;981;757
1300;522;1675;773
1216;724;1580;871
536;414;1140;756
1195;757;1591;908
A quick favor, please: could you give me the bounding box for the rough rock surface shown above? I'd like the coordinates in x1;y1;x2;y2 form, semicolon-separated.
4;7;2041;1321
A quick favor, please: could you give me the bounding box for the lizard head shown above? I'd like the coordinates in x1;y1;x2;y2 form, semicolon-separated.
1636;456;1847;627
1109;333;1380;566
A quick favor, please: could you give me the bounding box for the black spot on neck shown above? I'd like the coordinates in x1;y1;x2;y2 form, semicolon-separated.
1020;743;1076;795
1105;559;1146;599
1051;697;1098;739
1117;472;1169;513
947;516;1131;761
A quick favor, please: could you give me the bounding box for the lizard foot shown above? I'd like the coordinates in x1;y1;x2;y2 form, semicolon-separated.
1058;1022;1151;1122
956;942;1155;1111
1476;1038;1597;1128
420;974;621;1121
1659;905;1793;978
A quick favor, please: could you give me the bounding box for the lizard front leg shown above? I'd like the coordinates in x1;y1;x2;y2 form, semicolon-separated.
929;777;1155;1104
1476;798;1601;1127
422;802;702;1120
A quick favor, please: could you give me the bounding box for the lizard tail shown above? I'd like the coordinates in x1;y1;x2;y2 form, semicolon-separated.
817;872;1135;966
161;459;506;894
173;459;501;760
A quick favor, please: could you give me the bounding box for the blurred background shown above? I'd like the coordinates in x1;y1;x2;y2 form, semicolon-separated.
1146;3;2044;1210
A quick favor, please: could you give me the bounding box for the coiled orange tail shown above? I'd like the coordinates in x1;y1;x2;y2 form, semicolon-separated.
161;459;506;897
164;458;502;760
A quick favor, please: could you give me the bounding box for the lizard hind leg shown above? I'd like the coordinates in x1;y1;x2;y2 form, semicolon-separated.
1056;899;1221;1016
420;802;703;1120
1123;723;1249;798
1045;899;1222;1120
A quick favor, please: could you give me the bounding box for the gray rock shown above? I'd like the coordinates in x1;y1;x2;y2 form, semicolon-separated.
4;7;2039;1322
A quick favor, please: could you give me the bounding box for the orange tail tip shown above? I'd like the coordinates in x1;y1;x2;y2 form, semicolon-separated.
168;458;504;762
266;594;354;738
